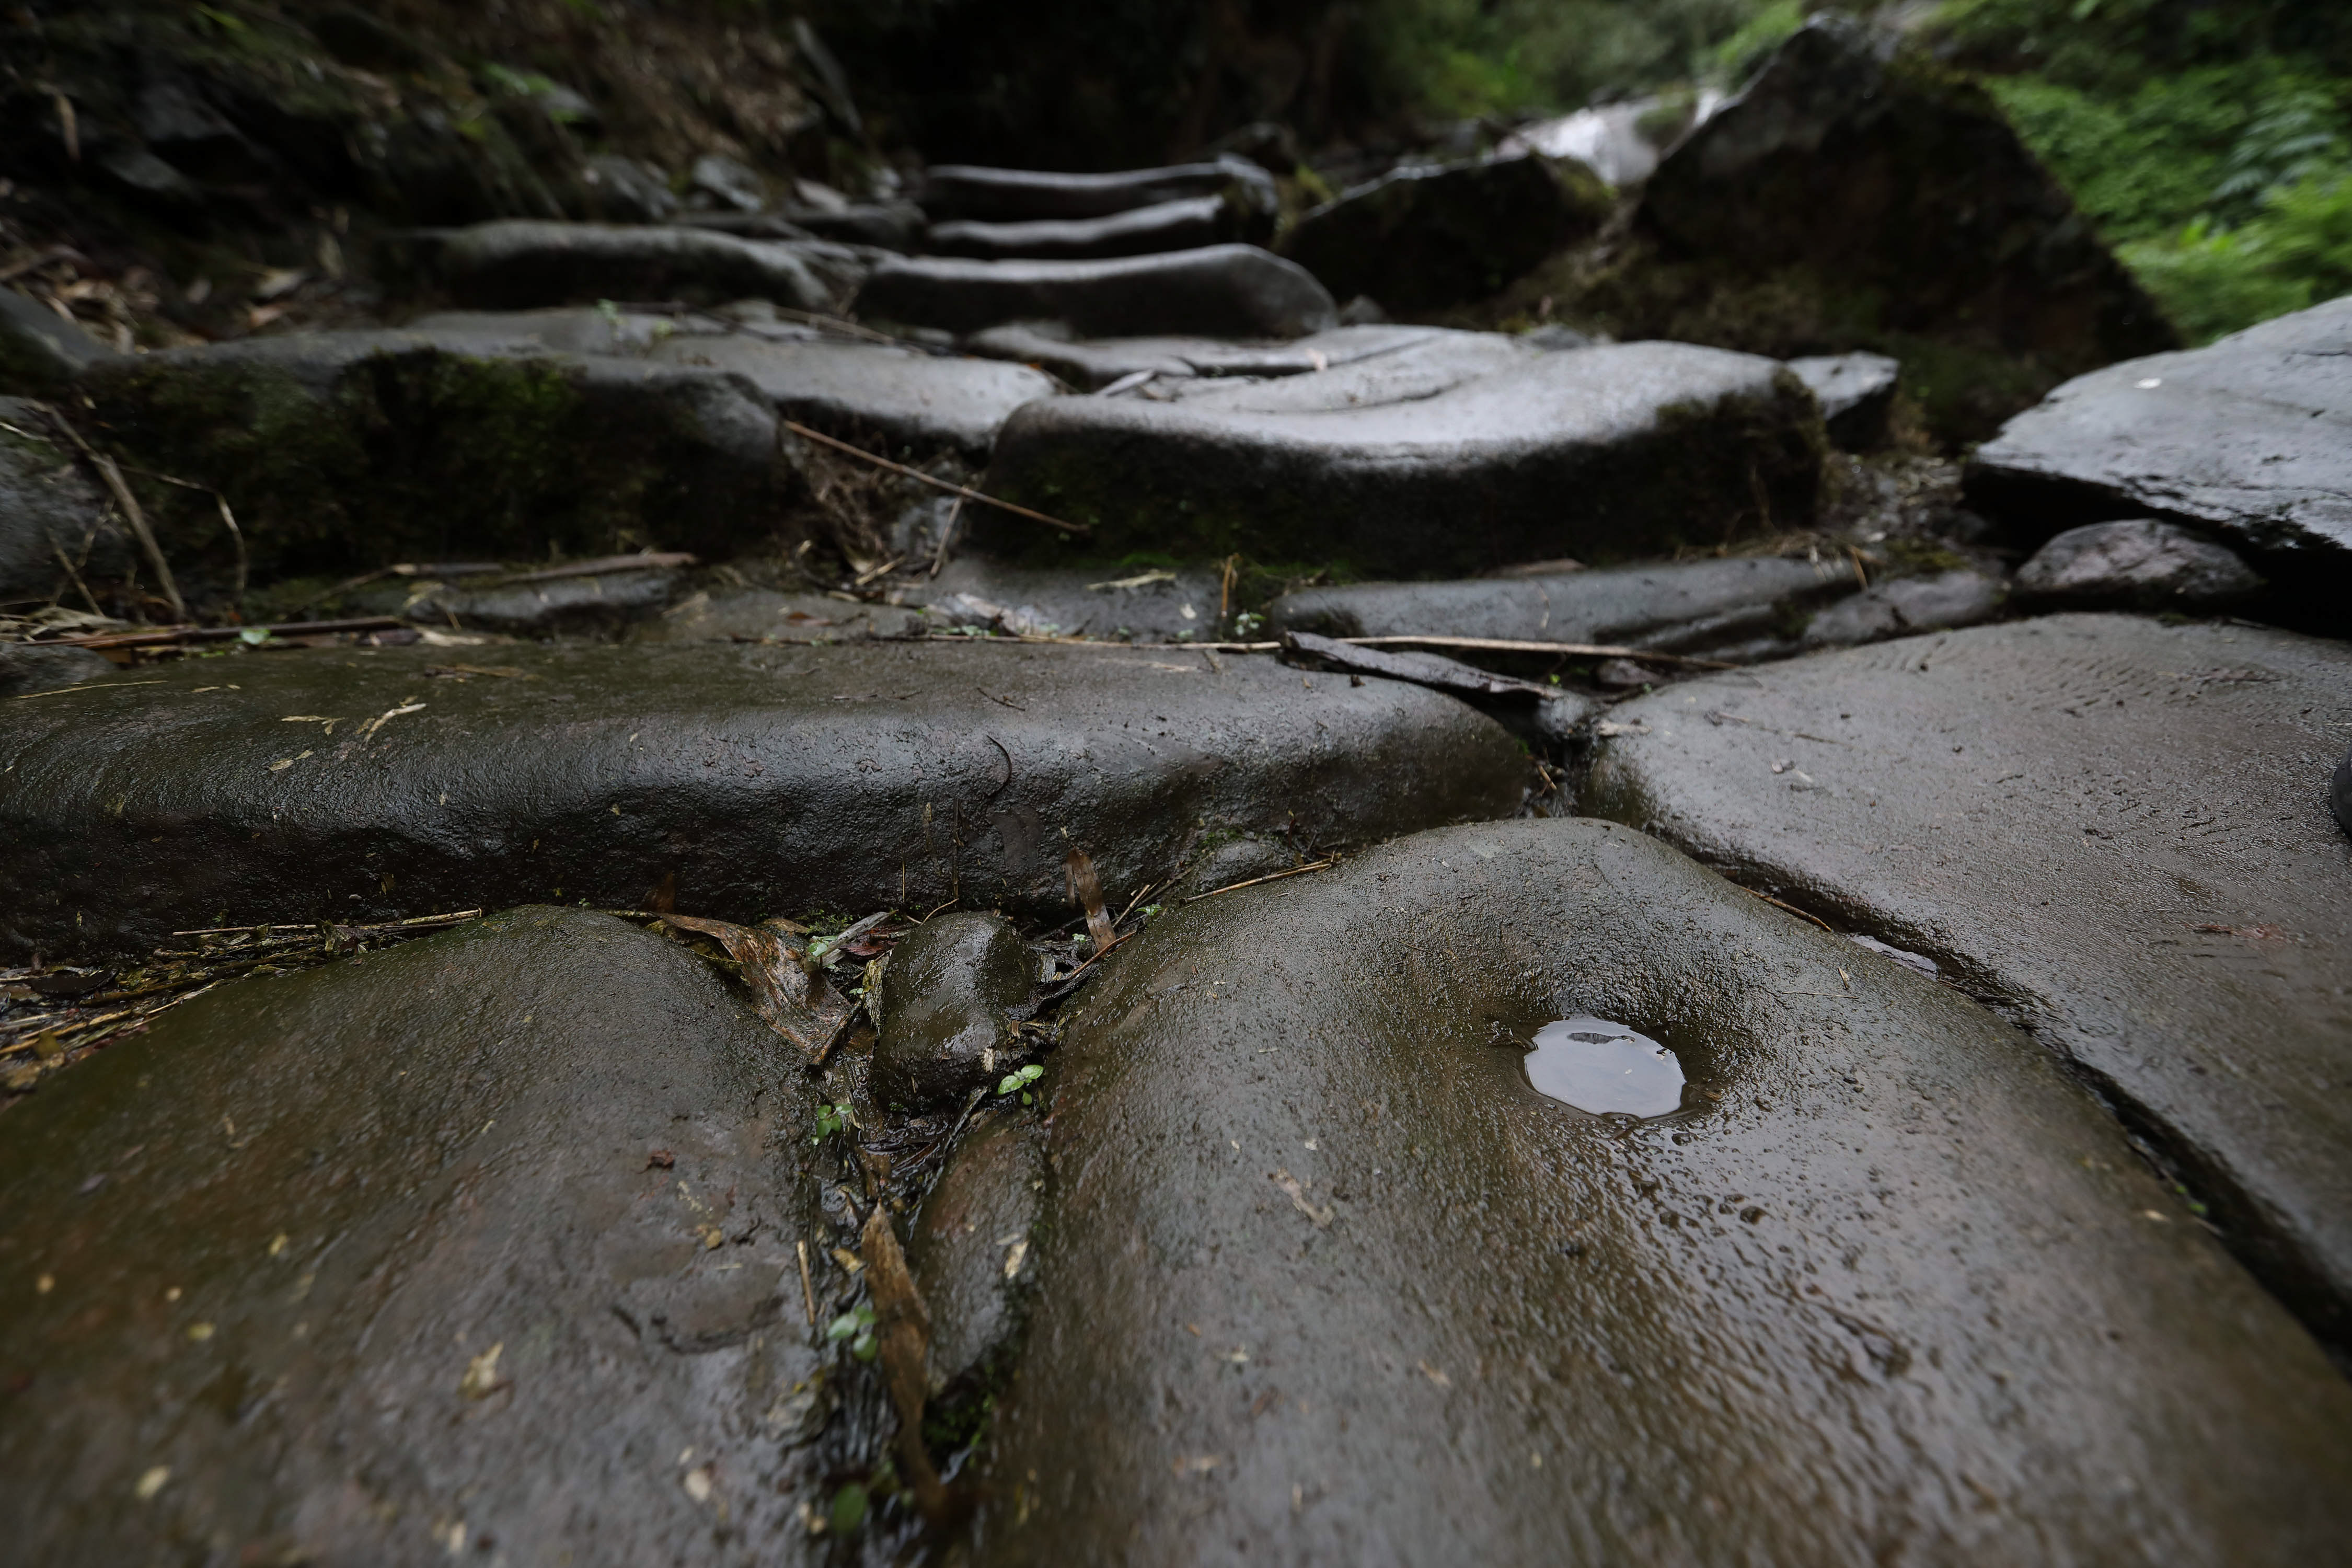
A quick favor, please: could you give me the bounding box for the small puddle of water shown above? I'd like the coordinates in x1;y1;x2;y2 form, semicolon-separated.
1523;1016;1685;1117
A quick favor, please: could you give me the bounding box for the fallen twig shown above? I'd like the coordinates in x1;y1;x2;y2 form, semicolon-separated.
1740;886;1836;933
780;420;1089;535
1181;858;1338;904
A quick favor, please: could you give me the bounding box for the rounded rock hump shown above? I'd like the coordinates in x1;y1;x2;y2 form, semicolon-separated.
872;912;1036;1111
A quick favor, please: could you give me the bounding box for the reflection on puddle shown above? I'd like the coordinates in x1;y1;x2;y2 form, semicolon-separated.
1524;1016;1685;1117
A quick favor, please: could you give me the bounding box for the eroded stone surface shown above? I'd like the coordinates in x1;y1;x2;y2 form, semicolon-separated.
906;1114;1044;1393
629;589;930;644
1788;351;1899;449
0;641;1527;959
389;219;867;312
1966;297;2352;598
977;818;2352;1564
1269;555;1852;653
854;246;1336;340
0;397;129;603
959;322;1445;391
0;907;828;1567
1585;615;2352;1342
979;343;1825;575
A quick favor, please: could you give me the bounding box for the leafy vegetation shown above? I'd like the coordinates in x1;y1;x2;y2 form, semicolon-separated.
1934;0;2352;341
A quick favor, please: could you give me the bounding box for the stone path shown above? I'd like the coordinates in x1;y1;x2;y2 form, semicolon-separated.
5;29;2351;1559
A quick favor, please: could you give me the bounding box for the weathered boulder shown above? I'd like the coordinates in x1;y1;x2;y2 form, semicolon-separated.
918;158;1277;224
0;907;831;1567
1138;328;1534;411
368;562;688;634
581;154;680;224
1618;18;2175;441
1964;296;2352;602
1;287;120;395
1268;555;1852;653
977;817;2352;1563
1800;566;2006;648
906;1114;1044;1396
0;397;130;603
854;246;1336;340
645;333;1058;458
1279;154;1611;314
927;195;1243;261
77;332;787;582
2014;520;2264;610
872;912;1035;1110
978;343;1825;575
0;640;1528;960
1786;351;1899;448
960;321;1453;391
1585;615;2352;1344
386;220;867;313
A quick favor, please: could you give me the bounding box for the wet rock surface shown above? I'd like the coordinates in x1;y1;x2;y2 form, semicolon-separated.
979;818;2352;1563
926;195;1242;261
629;589;931;644
0;906;828;1567
1279;153;1611;313
1270;555;1853;654
1281;631;1598;748
2014;519;2265;610
872;912;1034;1110
1965;297;2352;599
1800;567;2007;648
918;159;1277;224
854;245;1337;340
980;343;1825;575
1585;615;2352;1344
0;640;1528;960
387;220;866;313
906;1114;1044;1393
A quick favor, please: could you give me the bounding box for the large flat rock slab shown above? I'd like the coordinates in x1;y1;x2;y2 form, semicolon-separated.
978;342;1825;575
1584;614;2352;1343
1965;296;2352;603
977;818;2352;1563
926;194;1240;260
961;322;1442;392
919;159;1276;223
853;245;1336;340
0;907;828;1567
644;333;1056;458
387;220;868;313
1268;555;1855;654
0;641;1527;960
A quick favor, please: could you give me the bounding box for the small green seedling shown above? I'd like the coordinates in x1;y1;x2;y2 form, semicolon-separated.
811;1103;846;1142
826;1305;878;1362
997;1063;1045;1104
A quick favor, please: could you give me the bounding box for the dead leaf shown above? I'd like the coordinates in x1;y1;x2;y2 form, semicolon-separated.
1065;847;1117;954
458;1341;506;1399
862;1207;955;1525
659;914;845;1056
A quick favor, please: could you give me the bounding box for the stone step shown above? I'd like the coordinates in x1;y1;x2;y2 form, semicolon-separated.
977;816;2352;1561
917;158;1276;224
1584;613;2352;1345
976;341;1825;577
958;321;1447;391
384;219;873;313
852;245;1336;340
0;640;1530;960
925;194;1259;261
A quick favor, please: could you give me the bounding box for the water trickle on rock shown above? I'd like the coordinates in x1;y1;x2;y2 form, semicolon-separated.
1524;1016;1685;1116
